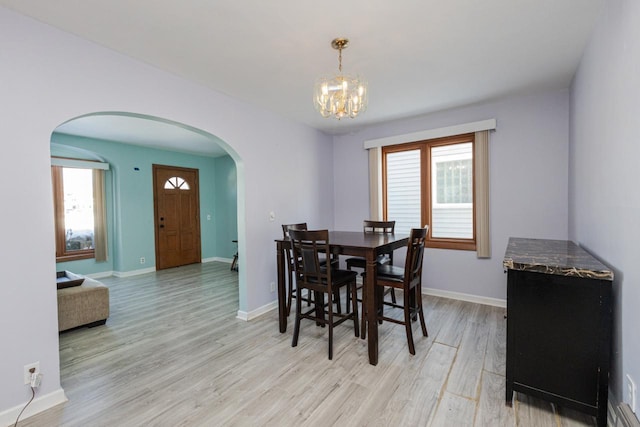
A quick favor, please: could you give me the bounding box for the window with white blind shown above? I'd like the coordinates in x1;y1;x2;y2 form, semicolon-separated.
431;142;473;239
51;158;109;262
383;133;476;250
385;149;421;235
52;166;96;261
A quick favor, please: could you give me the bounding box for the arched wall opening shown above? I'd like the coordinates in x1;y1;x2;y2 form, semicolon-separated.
49;111;247;312
2;11;338;418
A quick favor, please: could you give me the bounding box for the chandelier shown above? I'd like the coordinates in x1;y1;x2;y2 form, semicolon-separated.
313;38;368;120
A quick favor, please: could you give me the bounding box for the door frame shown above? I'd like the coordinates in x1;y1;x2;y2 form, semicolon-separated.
152;164;202;270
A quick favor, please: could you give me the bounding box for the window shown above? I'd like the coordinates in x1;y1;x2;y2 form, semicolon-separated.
164;176;190;190
383;133;476;250
52;166;97;261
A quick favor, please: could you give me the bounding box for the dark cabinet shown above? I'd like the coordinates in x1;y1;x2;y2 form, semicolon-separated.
504;238;613;427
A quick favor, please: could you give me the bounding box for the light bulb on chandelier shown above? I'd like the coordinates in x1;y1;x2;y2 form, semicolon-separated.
313;38;368;120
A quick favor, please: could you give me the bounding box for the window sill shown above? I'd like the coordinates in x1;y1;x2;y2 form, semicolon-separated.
427;240;476;251
56;252;95;262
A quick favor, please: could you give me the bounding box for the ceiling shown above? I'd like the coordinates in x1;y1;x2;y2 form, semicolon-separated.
55;113;229;158
2;0;603;155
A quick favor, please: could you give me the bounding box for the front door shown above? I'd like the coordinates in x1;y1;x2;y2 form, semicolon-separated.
153;165;201;270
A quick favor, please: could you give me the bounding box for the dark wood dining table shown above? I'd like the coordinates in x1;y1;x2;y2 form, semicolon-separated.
275;230;409;365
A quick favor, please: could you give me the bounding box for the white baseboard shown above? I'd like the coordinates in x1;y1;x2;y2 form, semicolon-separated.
112;267;156;278
86;271;114;279
358;276;505;308
237;300;278;321
422;287;506;308
235;288;505;322
0;388;67;427
203;257;233;264
84;260;234;280
87;259;232;279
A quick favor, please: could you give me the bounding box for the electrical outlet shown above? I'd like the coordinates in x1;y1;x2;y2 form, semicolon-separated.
626;374;637;413
270;282;275;292
30;372;42;388
140;257;145;264
24;362;39;385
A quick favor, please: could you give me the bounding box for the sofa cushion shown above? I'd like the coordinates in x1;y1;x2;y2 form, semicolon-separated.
56;270;85;289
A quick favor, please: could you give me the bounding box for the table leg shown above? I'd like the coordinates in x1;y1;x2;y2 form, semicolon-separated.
365;254;379;365
276;242;287;333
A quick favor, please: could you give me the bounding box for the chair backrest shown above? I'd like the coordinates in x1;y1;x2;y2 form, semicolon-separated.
364;220;396;263
282;223;308;268
363;220;395;234
282;222;308;238
404;226;429;287
288;229;333;291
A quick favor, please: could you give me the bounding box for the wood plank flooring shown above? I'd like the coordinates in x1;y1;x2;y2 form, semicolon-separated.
19;262;597;426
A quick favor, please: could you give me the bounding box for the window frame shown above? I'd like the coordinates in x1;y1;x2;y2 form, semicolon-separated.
382;133;476;251
52;165;96;262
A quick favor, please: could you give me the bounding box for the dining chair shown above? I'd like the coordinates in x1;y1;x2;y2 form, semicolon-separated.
289;229;359;360
369;227;429;355
345;220;396;270
282;223;309;316
345;220;397;309
282;223;341;316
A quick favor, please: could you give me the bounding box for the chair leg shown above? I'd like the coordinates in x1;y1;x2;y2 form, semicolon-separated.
292;287;303;348
350;282;359;338
315;291;325;327
418;306;428;337
360;283;367;340
404;287;416;355
286;270;293;316
327;292;334;360
390;288;397;304
345;264;354;308
377;286;384;324
417;287;428;337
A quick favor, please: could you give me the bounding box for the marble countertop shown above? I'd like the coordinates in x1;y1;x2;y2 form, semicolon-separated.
503;237;613;280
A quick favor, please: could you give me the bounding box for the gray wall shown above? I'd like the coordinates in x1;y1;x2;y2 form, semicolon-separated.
569;0;640;407
333;90;570;301
0;6;333;419
4;0;638;422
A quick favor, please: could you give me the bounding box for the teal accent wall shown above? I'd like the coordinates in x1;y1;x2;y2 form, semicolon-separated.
214;155;238;259
51;133;237;275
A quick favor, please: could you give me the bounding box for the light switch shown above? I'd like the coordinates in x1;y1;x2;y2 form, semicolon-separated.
269;211;275;222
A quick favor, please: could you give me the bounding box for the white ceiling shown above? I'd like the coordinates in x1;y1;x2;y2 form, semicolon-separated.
55;114;229;158
2;0;603;155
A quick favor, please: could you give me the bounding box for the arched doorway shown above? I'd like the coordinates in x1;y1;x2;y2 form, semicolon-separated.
50;111;245;309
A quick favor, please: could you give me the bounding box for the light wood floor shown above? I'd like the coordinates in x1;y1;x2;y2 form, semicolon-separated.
20;262;597;426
